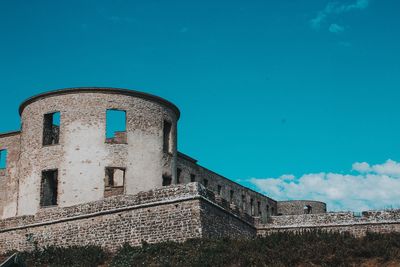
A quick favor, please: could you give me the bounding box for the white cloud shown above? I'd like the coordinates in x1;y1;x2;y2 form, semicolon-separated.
310;0;369;32
372;159;400;177
250;159;400;212
329;23;345;33
352;162;371;172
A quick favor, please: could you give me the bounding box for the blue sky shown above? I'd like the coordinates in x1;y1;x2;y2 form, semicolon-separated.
1;0;399;211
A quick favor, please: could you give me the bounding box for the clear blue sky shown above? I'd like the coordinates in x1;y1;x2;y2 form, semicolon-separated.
1;0;399;211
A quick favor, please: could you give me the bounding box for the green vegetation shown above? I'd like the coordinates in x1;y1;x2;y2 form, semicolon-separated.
17;245;107;267
4;231;400;267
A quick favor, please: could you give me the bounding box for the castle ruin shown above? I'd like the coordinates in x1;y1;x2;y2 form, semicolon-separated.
0;88;399;252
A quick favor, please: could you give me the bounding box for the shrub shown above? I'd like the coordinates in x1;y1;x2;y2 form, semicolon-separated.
18;245;107;267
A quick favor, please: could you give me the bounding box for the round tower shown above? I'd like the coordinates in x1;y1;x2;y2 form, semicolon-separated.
17;87;179;215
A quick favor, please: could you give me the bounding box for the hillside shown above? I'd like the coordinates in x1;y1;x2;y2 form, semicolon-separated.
3;231;400;267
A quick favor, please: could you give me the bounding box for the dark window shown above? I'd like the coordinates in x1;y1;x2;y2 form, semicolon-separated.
203;179;208;187
271;207;275;215
230;190;234;202
177;168;182;184
257;201;262;216
0;149;7;169
162;175;172;186
43;112;60;146
266;205;270;215
105;167;125;187
163;120;172;153
304;205;312;214
242;194;246;211
250;198;255;216
40;170;58;207
190;174;196;182
217;185;222;195
106;110;127;144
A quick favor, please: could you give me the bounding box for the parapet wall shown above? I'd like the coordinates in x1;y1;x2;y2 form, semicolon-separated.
277;200;327;215
257;210;400;237
0;183;255;253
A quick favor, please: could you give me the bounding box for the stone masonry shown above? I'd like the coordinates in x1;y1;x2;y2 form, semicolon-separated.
0;87;399;253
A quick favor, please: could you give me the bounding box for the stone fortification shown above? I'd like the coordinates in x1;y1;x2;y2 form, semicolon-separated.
0;183;255;253
257;210;400;237
0;87;399;254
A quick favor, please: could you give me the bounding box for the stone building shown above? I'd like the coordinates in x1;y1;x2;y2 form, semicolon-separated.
0;88;398;253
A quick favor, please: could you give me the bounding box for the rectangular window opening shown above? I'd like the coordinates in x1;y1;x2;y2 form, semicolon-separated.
230;190;234;202
242;194;246;211
217;185;222;195
163;120;172;153
250;198;255;216
190;174;196;183
162;175;172;186
106;109;127;144
257;201;262;216
40;169;58;207
203;179;208;188
177;168;182;184
105;167;125;188
0;149;7;170
43;112;60;146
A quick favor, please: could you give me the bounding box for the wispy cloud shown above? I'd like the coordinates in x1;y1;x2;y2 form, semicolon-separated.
329;23;345;33
310;0;370;32
250;159;400;212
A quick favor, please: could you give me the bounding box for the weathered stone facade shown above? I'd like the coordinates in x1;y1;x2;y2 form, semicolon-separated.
277;200;327;215
0;87;399;253
257;210;400;237
0;183;255;252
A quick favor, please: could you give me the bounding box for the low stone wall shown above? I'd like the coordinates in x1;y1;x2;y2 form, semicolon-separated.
257;210;400;237
0;183;256;253
277;200;326;215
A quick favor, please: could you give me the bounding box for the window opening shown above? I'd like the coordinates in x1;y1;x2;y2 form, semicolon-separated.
43;112;60;146
40;169;58;207
162;175;172;186
106;109;127;144
177;168;182;184
0;149;7;170
163;120;172;153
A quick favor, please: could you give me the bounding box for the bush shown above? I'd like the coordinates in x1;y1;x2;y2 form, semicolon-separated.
18;245;107;267
110;231;400;267
5;231;400;266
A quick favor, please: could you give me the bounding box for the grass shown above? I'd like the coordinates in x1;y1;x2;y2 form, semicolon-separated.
4;231;400;267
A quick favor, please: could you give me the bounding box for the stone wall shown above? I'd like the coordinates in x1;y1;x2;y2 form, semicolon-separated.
257;210;400;237
0;183;256;253
277;200;327;215
17;88;179;217
177;153;277;222
0;131;20;219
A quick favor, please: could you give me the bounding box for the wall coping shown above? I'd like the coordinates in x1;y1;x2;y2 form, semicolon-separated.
18;87;180;119
0;131;21;138
257;210;400;230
